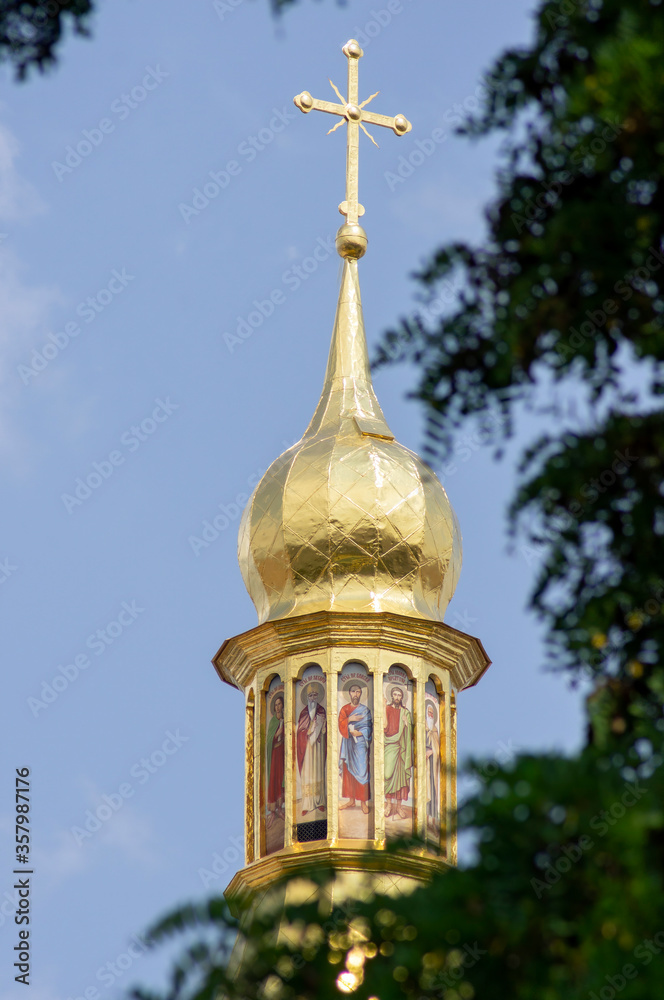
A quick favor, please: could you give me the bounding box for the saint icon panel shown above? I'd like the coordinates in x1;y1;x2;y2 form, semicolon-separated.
338;662;374;840
424;679;442;845
295;664;328;843
264;675;285;856
383;665;415;837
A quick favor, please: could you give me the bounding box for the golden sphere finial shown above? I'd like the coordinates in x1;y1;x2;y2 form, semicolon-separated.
336;222;368;259
343;39;363;59
393;114;410;135
294;91;314;113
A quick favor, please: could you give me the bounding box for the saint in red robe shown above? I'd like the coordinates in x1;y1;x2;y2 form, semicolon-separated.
266;717;284;807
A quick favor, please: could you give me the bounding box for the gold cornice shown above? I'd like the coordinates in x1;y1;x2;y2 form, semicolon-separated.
224;842;448;915
212;610;490;693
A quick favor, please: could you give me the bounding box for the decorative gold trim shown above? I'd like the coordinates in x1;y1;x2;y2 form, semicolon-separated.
284;657;294;849
415;670;425;841
213;610;490;693
224;842;449;913
439;686;447;857
328;667;339;842
373;662;386;845
245;694;255;865
449;691;457;865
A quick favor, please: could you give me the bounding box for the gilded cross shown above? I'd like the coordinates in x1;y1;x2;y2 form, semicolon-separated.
294;39;412;226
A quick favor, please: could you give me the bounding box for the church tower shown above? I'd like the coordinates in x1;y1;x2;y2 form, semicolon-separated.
213;39;490;920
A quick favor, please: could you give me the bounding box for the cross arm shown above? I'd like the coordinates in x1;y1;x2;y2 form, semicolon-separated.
294;90;412;137
361;108;412;136
294;92;345;117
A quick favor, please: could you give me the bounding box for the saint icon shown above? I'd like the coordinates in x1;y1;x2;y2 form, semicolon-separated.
384;684;413;820
296;682;327;816
338;681;373;814
425;700;440;829
266;693;285;829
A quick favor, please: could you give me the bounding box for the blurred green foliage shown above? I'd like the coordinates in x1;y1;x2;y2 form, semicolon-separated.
132;741;664;1000
0;1;93;78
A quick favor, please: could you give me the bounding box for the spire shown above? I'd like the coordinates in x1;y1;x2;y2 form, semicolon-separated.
304;255;394;441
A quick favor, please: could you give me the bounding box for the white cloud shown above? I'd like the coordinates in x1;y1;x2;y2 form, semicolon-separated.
31;828;88;886
0;121;44;223
0;122;63;457
0;249;62;361
34;778;158;888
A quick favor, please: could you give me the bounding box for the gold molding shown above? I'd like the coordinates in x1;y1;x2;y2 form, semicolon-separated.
245;697;255;864
224;842;449;914
449;692;458;865
213;610;490;693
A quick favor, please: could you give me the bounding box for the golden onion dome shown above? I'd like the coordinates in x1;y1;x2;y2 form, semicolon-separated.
238;239;462;625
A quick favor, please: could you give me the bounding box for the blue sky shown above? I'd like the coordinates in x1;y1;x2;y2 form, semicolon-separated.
1;1;587;997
